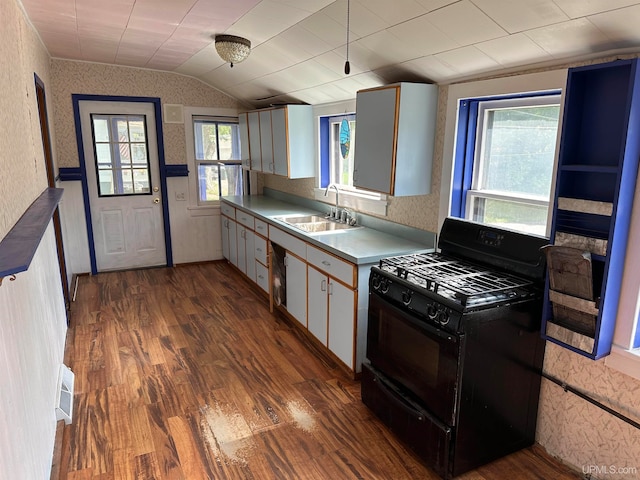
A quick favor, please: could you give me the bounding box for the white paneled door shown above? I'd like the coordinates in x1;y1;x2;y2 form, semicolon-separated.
80;101;166;272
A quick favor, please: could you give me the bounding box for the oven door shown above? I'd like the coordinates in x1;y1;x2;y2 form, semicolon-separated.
366;291;464;426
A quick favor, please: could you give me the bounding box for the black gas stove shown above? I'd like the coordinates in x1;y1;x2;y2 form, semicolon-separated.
362;218;549;479
370;252;539;333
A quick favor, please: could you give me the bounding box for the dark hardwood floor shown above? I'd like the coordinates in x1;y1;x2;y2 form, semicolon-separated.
52;262;581;479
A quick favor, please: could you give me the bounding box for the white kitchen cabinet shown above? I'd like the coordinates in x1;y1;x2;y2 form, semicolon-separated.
254;234;268;265
248;111;262;171
237;225;256;282
328;279;356;369
285;252;307;327
271;106;314;178
255;262;269;293
228;218;238;267
353;82;438;196
241;105;314;178
307;265;328;344
238;112;250;169
221;216;230;260
259;110;274;173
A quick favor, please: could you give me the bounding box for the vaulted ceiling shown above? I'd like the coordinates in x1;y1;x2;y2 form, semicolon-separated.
20;0;640;108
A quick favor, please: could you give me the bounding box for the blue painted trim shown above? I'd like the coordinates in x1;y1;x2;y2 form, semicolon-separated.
451;90;561;219
71;94;174;273
0;188;63;278
58;167;83;181
319;116;330;188
165;164;189;177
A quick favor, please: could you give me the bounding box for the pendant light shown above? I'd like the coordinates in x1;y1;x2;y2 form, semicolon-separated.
344;0;351;75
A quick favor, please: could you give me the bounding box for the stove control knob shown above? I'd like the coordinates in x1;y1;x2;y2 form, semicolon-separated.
438;310;450;326
380;279;390;294
371;275;381;290
402;290;412;306
427;304;438;320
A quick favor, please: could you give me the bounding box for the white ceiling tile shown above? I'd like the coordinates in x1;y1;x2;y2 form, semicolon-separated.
588;5;640;47
346;40;393;71
426;0;508;46
525;18;611;58
398;55;460;82
175;45;225;75
322;0;388;39
229;12;293;45
314;50;367;76
476;33;554;66
359;0;428;26
246;0;315;24
272;25;333;59
414;0;460;12
387;13;460;56
470;0;569;33
298;12;349;50
357;30;431;65
434;45;502;75
552;0;640;18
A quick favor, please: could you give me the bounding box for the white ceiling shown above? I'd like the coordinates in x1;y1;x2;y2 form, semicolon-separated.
20;0;640;108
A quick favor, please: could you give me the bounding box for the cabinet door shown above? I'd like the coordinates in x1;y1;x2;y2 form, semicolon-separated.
285;253;307;327
256;262;269;293
228;219;238;267
353;86;397;194
307;266;328;344
328;280;355;369
236;223;246;273
271;108;289;176
245;230;256;282
259;110;274;173
238;112;250;169
248;111;262;171
221;217;230;260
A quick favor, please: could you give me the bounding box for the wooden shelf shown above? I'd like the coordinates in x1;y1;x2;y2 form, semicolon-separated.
556;197;613;216
0;188;63;279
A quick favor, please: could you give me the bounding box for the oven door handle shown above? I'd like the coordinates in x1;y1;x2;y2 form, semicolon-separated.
372;369;451;433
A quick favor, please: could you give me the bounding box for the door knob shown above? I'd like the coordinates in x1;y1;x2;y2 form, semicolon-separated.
153;198;160;204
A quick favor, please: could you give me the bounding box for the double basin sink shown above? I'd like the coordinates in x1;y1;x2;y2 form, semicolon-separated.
275;214;360;235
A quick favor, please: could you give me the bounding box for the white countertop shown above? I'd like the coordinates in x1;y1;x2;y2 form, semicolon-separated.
222;195;435;264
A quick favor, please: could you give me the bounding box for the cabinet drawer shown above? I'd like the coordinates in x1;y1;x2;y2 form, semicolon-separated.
307;245;355;287
254;219;268;237
236;211;255;229
254;235;268;265
220;202;235;219
255;262;269;293
269;226;306;258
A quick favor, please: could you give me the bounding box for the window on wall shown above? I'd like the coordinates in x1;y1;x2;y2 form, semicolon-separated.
192;116;243;203
452;93;561;236
319;114;356;189
91;114;151;196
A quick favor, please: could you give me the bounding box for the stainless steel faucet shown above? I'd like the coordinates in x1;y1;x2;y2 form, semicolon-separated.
324;184;340;219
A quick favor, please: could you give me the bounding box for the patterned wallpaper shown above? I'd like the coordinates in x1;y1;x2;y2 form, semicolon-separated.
50;60;243;168
0;0;51;238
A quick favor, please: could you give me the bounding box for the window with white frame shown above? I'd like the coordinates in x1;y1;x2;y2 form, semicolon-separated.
192;116;243;204
320;114;356;189
452;93;561;236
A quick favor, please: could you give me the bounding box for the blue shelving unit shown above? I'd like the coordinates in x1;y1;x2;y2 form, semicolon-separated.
542;59;640;359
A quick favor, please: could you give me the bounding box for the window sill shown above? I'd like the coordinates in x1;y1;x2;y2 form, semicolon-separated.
313;188;388;216
605;345;640;381
186;204;221;217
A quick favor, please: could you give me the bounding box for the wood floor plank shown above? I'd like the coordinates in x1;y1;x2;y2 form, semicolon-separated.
54;262;581;480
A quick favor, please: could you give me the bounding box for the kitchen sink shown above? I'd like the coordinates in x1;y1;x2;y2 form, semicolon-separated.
275;214;360;234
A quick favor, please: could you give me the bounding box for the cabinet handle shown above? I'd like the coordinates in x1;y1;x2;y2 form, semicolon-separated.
284;256;288;267
321;279;327;292
257;247;263;252
241;229;246;239
322;260;331;267
258;274;264;280
328;281;333;296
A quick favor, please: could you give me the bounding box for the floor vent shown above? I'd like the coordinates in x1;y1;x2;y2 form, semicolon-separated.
55;364;74;424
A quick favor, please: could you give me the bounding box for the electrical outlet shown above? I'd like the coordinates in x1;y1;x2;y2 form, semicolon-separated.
175;192;186;201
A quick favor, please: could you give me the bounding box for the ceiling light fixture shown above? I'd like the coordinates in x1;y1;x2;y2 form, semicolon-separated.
344;0;351;75
215;34;251;68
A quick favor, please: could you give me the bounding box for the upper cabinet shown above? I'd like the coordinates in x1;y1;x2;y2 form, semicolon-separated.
238;112;250;169
353;83;438;196
541;59;640;359
239;105;314;179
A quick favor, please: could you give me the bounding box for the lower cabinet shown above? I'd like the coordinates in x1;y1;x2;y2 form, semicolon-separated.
285;252;307;327
221;217;238;267
307;264;356;369
237;225;256;281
